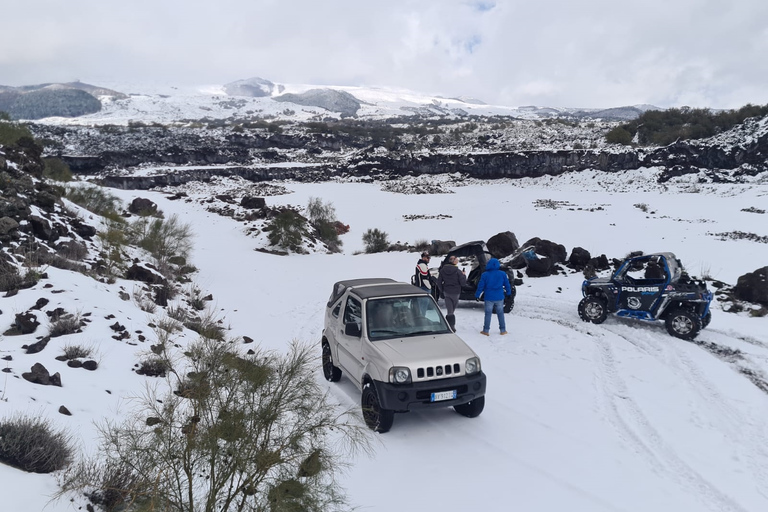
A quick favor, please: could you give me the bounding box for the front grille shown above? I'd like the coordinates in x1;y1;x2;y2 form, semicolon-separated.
416;363;461;379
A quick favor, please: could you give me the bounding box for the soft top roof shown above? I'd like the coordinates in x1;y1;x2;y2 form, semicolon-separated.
327;279;427;306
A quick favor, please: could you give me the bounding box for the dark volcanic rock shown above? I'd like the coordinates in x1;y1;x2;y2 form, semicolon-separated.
734;266;768;305
487;232;520;259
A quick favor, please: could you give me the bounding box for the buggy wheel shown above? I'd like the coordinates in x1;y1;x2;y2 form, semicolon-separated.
322;342;342;382
362;382;394;433
578;296;608;324
665;308;702;340
702;311;712;329
454;395;485;418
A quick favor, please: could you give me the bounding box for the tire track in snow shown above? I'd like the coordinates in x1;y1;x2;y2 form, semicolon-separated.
592;335;748;512
512;295;749;511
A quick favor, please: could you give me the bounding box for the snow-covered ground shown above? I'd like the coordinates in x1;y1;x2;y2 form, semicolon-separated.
2;171;768;512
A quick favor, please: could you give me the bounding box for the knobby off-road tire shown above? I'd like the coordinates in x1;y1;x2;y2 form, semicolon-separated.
665;308;702;340
454;395;485;418
578;296;608;324
361;382;394;433
322;342;342;382
702;311;712;329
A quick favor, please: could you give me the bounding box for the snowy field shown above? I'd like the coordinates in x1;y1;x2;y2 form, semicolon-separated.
2;169;768;512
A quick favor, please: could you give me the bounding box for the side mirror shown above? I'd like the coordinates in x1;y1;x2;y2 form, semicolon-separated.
344;322;361;337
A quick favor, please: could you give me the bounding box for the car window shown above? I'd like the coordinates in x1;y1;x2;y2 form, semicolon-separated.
367;296;450;340
343;297;362;326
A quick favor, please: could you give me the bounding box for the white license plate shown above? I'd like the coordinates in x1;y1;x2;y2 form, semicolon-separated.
431;390;457;402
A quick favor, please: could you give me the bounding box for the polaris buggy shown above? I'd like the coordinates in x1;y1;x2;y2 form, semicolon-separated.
430;241;516;313
578;252;712;340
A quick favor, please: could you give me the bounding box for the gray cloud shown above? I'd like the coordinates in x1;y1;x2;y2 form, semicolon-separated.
1;0;766;108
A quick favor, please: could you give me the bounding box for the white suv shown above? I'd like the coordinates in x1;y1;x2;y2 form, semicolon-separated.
321;278;486;433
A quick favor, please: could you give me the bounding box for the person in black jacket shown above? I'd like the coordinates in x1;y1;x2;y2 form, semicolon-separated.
438;255;467;331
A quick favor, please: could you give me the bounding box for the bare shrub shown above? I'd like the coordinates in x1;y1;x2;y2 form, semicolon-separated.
165;304;187;322
65;185;123;218
0;414;74;473
129;214;193;266
62;343;92;360
49;314;83;338
135;357;170;377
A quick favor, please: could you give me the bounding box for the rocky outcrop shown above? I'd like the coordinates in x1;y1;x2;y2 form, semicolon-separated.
734;267;768;305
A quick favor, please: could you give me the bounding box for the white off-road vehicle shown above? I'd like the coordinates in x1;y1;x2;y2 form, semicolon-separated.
321;278;487;433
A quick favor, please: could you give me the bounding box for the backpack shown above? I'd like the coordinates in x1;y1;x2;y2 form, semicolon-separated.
410;271;418;286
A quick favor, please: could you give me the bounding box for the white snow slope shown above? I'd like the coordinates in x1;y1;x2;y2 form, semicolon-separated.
1;169;768;512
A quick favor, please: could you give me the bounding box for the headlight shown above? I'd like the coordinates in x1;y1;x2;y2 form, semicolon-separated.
389;366;412;384
465;357;481;375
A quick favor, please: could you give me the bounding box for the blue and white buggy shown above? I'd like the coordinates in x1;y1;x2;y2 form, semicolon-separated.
578;252;713;340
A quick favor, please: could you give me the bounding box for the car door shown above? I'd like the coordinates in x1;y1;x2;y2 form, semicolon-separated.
336;295;365;384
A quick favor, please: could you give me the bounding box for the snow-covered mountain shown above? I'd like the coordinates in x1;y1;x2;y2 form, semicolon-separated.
8;77;658;125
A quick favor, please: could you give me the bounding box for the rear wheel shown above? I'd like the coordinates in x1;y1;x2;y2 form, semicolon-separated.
454;395;485;418
362;382;394;433
322;342;342;382
665;308;702;340
578;296;608;324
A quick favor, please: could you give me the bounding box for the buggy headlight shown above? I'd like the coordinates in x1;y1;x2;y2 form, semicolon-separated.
389;366;412;384
465;357;481;375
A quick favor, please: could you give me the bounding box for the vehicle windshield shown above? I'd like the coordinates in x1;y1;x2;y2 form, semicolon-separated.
366;296;450;340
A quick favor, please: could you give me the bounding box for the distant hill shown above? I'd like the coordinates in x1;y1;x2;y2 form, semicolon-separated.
223;77;283;97
0;82;125;120
273;88;362;117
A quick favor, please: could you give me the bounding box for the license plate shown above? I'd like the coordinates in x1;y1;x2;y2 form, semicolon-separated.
431;390;457;402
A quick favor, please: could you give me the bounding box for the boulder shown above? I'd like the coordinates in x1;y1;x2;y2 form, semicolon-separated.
568;247;591;270
520;237;567;263
22;363;62;386
526;257;557;277
734;266;768;305
487;231;520;259
126;262;167;284
129;197;158;216
0;216;19;235
429;240;456;255
241;196;266;209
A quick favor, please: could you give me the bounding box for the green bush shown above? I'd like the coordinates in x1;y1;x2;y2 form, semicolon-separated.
605;126;633;145
65;185;123;218
306;197;343;252
43;158;73;182
130;214;193;266
0;414;73;473
57;340;370;512
266;209;308;252
362;228;389;253
606;103;768;146
0;120;32;146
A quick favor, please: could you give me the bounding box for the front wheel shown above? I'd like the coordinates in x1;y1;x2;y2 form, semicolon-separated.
665;308;702;340
454;395;485;418
578;296;607;324
362;382;394;433
702;311;712;329
322;342;342;382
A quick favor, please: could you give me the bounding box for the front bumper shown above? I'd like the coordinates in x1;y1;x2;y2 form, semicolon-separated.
375;372;487;412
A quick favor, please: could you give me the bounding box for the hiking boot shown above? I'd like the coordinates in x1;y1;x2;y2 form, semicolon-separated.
480;331;489;336
500;331;508;335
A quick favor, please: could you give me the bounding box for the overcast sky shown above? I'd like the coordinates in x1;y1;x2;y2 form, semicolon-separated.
2;0;767;109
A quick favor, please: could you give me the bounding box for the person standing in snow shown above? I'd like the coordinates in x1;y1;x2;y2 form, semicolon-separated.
414;251;432;292
438;254;466;332
475;258;513;336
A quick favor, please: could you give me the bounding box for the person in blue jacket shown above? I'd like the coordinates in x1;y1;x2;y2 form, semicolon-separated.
475;258;513;336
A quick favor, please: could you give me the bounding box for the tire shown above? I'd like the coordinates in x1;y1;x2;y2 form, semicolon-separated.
322;342;342;382
361;382;394;433
578;296;608;324
454;395;485;418
665;308;702;340
702;311;712;329
503;295;514;313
